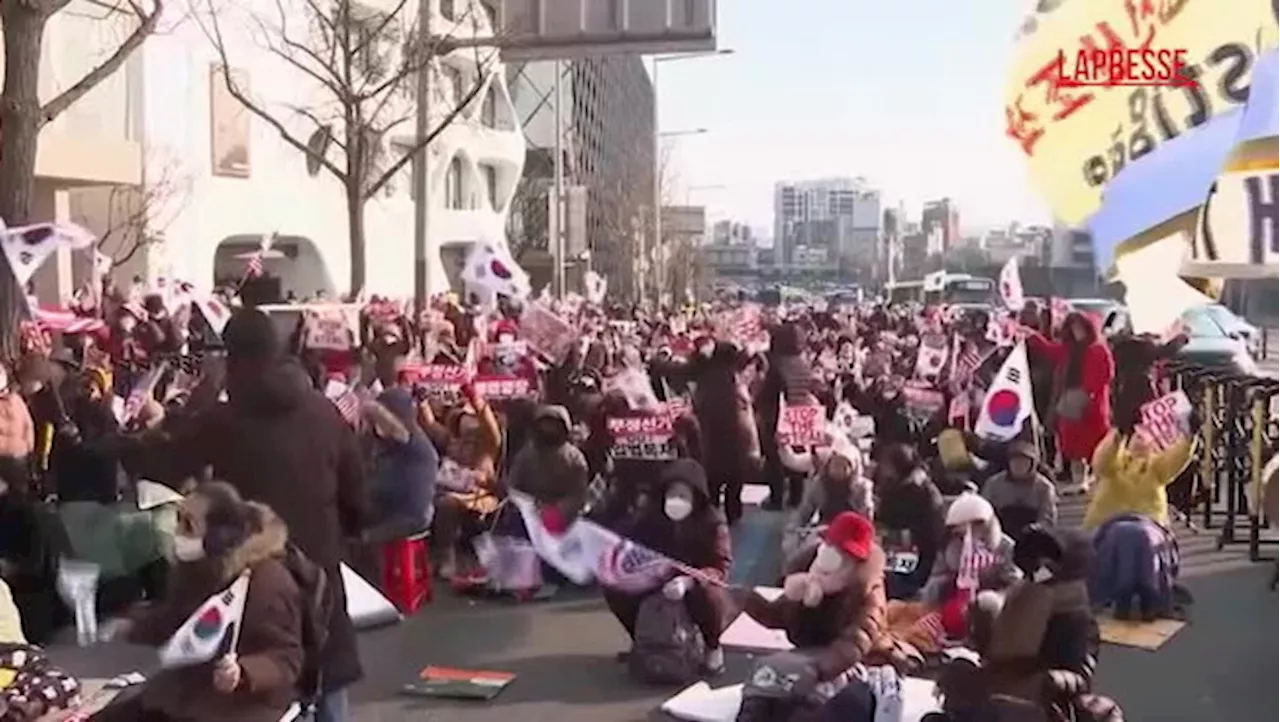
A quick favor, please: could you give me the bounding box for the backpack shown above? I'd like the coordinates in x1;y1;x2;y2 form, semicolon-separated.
281;545;334;702
627;594;705;685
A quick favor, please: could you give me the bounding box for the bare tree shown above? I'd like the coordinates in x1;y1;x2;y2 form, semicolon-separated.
0;0;161;357
197;0;498;295
96;158;191;270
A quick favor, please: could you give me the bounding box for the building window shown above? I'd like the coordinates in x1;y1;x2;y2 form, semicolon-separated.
441;0;456;20
481;85;497;127
480;164;498;210
442;64;464;105
445;156;463;209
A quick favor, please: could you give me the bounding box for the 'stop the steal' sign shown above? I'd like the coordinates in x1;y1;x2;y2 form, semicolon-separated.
778;404;826;447
1135;390;1192;452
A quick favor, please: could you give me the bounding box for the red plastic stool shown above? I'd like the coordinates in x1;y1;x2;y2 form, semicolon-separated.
380;531;433;614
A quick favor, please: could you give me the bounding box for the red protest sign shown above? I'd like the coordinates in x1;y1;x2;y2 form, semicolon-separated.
778;404;825;446
474;374;533;400
607;414;677;460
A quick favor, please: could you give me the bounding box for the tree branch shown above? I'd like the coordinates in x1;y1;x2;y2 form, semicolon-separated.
194;0;348;182
362;50;491;200
40;0;162;125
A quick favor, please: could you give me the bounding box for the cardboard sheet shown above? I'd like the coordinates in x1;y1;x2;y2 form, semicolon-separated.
719;587;792;651
660;676;943;722
1098;616;1186;650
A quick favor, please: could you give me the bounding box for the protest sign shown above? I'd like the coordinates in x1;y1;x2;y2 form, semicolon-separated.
903;383;946;417
519;302;575;361
1135;390;1192;451
474;374;533;400
777;404;825;446
607;414;677;460
304;309;352;351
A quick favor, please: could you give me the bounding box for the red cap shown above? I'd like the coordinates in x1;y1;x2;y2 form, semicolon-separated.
821;511;874;561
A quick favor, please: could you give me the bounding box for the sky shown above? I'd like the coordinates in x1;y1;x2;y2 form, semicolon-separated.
655;0;1052;236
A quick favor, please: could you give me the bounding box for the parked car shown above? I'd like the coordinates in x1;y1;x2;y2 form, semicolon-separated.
1068;297;1122;331
1200;303;1263;359
1104;305;1260;376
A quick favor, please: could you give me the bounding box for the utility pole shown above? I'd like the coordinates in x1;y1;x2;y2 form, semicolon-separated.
552;59;566;298
412;0;433;331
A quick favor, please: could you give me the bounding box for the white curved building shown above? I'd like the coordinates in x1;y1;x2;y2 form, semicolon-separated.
51;0;524;300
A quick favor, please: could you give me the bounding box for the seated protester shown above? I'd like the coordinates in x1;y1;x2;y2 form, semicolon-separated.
93;483;306;722
919;494;1021;612
425;382;503;580
58;371;170;617
1086;429;1193;620
981;440;1058;541
871;444;944;600
362;387;438;542
739;512;891;718
507;405;590;531
781;437;874;571
0;472;69;645
0;577;81;721
930;526;1122;722
604;459;731;676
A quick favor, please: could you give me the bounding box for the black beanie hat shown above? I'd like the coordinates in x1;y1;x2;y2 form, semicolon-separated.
223;308;281;361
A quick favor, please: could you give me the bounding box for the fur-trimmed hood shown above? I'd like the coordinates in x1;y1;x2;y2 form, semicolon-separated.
219;501;289;581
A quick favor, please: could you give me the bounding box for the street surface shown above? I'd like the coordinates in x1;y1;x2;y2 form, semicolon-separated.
49;496;1278;722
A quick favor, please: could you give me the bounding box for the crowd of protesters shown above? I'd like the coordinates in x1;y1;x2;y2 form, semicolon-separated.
0;275;1235;722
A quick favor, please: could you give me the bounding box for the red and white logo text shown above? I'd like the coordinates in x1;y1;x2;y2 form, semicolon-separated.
1054;48;1195;88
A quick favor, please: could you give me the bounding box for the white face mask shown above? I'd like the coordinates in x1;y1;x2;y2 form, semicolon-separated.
172;535;206;562
811;543;847;575
664;496;693;521
1032;567;1054;583
698;343;714;358
0;372;8;392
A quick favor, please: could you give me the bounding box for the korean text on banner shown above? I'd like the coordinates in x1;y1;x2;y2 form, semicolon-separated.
1135;390;1193;451
778;404;826;447
1004;0;1278;225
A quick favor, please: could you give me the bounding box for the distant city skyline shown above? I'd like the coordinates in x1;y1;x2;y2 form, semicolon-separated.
657;1;1051;232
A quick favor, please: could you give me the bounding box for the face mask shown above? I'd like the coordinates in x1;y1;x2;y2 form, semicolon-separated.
120;320;136;334
811;543;846;575
663;496;693;521
698;342;714;358
1032;566;1054;583
0;373;8;392
172;535;206;562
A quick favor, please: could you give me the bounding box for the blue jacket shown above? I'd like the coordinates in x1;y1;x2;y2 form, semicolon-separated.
372;388;438;532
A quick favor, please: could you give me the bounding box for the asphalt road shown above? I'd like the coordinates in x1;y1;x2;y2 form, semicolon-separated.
48;498;1278;722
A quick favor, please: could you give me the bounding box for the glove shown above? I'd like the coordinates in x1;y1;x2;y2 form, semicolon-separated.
662;575;692;601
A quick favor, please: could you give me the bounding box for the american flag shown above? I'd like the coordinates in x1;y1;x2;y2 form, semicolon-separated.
595;537;672;593
956;531;1000;601
324;381;362;426
949;337;983;390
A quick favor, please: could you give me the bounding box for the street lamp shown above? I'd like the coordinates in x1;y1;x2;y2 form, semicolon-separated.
650;48;733;305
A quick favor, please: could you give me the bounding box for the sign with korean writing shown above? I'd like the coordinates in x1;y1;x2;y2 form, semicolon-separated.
607;414;677;460
902;383;946;417
1135;390;1192;451
404;363;469;399
474;374;533;400
1004;0;1277;225
778;404;825;447
304;309;352;351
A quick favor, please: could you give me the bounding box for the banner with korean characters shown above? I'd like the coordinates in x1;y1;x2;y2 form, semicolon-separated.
474;374;534;401
519;302;576;362
777;403;826;447
403;363;469;400
1004;0;1278;225
607;414;677;460
902;382;946;420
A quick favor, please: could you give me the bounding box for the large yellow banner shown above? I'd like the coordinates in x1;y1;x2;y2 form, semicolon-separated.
1005;0;1279;226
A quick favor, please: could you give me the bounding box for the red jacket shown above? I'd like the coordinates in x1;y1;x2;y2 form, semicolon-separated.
1026;333;1115;461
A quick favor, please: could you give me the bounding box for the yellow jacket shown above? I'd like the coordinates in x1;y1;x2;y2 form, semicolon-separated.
1084;430;1193;531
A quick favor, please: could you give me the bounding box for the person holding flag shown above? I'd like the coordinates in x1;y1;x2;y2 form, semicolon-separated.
603;459;732;675
93;482;308;722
